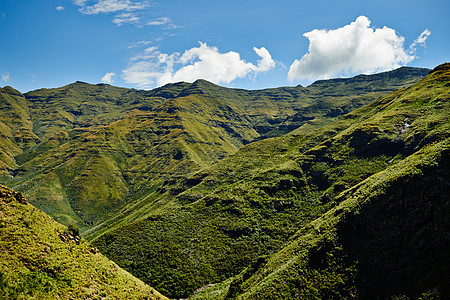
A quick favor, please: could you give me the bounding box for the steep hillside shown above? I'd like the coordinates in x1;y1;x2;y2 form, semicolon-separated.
215;138;449;300
4;90;259;227
92;64;449;298
268;66;430;137
0;87;39;177
0;67;428;230
0;184;167;299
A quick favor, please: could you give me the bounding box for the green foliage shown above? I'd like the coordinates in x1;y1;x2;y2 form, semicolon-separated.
0;67;428;231
0;270;57;299
67;224;80;237
93;63;449;298
1;64;447;299
0;184;168;299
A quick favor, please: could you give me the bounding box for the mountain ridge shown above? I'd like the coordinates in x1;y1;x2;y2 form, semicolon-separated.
0;64;448;299
92;64;448;298
0;66;429;230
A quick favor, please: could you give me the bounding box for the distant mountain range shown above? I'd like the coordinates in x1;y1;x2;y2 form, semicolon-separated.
1;64;448;299
0;66;428;228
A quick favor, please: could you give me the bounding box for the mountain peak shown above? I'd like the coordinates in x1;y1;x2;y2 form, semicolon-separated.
192;78;217;86
0;85;23;96
429;62;450;75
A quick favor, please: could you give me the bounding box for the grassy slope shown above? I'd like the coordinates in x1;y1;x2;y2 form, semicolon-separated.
0;87;39;176
92;64;449;298
215;138;449;300
0;67;428;231
5;90;259;228
24;81;165;140
269;66;430;137
84;67;429;235
0;184;168;300
193;63;450;299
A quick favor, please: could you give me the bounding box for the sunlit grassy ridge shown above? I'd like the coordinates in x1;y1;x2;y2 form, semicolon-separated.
92;64;449;298
0;86;39;174
0;184;168;299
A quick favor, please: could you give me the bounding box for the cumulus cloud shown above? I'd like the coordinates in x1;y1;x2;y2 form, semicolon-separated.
122;42;276;88
56;6;65;11
288;16;430;83
2;73;10;82
101;72;116;83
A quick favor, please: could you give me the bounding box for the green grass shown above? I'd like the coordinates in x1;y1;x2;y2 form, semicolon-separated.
226;137;449;299
0;86;39;177
0;184;168;299
1;67;428;232
183;63;450;299
91;63;449;298
0;65;441;298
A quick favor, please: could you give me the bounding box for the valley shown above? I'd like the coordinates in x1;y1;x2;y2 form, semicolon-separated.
1;64;448;299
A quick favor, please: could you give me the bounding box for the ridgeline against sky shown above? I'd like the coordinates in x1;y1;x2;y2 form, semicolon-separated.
1;0;448;92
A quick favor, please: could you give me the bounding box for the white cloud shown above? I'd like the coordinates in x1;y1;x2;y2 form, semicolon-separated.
147;17;170;26
75;0;147;15
147;17;183;30
409;29;431;52
101;72;116;83
56;6;65;11
113;12;139;25
288;16;429;83
122;42;276;89
2;73;10;82
127;40;152;49
73;0;88;5
73;0;147;26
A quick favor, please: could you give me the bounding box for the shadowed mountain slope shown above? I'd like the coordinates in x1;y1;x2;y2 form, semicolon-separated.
0;184;168;299
216;137;449;300
92;64;449;298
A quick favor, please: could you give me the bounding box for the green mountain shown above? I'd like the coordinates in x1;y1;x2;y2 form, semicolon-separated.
0;86;39;173
0;67;428;232
92;64;449;299
1;65;445;299
0;184;168;299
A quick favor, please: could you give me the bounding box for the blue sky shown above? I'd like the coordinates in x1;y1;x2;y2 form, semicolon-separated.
1;0;448;92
